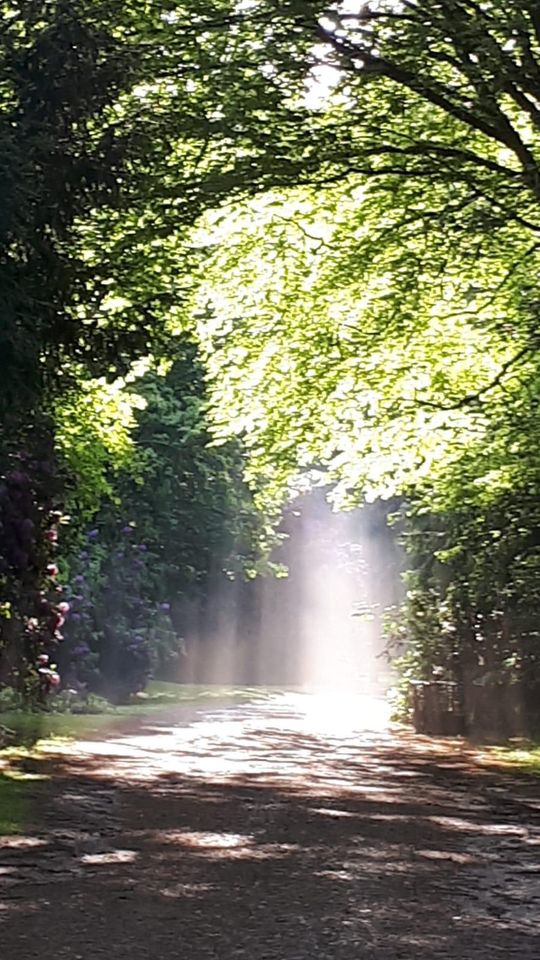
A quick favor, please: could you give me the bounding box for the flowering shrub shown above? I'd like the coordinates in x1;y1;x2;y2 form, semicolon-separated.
0;433;69;705
60;525;179;702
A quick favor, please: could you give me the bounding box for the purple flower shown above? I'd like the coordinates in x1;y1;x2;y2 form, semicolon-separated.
160;602;170;612
138;544;148;552
8;470;27;486
71;612;81;622
74;574;85;584
122;525;133;535
87;529;99;539
72;643;90;658
79;551;88;560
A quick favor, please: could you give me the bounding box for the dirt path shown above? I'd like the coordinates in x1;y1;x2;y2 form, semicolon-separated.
1;692;539;959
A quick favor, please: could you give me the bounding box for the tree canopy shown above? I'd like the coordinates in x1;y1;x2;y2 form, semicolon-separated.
2;1;540;729
180;2;540;508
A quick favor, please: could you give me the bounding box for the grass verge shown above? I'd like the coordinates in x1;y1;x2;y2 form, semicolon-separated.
0;771;31;835
0;682;275;746
485;742;540;775
0;683;275;833
0;761;49;836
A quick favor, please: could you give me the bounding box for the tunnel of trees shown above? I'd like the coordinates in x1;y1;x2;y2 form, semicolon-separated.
1;1;540;737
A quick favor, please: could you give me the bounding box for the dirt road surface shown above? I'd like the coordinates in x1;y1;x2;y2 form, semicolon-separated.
1;692;539;959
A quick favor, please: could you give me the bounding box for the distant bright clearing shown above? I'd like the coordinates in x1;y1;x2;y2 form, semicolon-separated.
290;691;392;734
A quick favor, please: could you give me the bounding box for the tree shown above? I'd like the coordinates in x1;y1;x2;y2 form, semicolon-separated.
0;0;332;694
4;1;540;715
284;2;540;234
185;3;540;733
57;337;272;700
188;2;540;505
0;0;325;411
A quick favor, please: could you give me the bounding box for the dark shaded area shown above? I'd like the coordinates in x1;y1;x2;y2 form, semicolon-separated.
399;494;540;740
411;678;540;741
1;700;539;959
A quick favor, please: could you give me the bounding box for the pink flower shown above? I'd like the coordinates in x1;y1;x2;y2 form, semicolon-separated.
46;563;59;577
57;601;70;615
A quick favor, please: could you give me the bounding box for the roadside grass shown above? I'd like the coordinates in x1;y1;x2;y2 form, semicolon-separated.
0;682;276;746
0;771;31;835
0;763;49;836
485;742;540;775
0;682;277;834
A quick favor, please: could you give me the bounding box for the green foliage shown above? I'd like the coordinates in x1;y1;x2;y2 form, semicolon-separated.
114;338;274;587
1;0;327;696
55;375;146;525
50;692;114;716
187;2;540;512
385;479;540;734
59;525;177;702
0;0;337;415
0;421;68;701
0;686;22;712
56;337;271;700
3;0;540;725
182;3;540;735
194;184;529;507
490;744;540;775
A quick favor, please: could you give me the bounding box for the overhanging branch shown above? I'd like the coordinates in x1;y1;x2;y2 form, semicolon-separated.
416;343;537;412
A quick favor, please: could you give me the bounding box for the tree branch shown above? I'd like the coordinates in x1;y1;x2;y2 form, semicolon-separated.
416;343;537;412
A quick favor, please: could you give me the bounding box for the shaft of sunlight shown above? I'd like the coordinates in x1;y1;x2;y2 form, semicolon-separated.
296;499;385;695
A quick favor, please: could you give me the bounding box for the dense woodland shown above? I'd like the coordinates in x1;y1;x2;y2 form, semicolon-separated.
1;1;540;735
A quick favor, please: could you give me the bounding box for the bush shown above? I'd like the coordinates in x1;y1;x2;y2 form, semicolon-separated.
0;686;23;713
49;690;115;715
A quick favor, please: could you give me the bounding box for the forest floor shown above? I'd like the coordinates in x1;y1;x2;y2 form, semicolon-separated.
0;691;539;960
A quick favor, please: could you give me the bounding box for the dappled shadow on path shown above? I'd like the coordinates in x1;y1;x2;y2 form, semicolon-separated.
1;694;539;959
